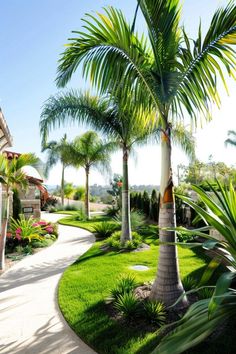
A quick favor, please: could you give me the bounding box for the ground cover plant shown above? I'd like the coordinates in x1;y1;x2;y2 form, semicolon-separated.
58;215;211;354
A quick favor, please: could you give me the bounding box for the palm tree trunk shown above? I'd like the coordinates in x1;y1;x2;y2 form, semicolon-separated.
0;189;10;270
85;166;90;220
61;163;65;206
121;146;132;244
149;128;188;308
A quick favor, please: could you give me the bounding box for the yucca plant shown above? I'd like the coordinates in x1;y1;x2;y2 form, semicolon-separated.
110;274;138;300
114;292;140;320
143;300;166;326
153;181;236;354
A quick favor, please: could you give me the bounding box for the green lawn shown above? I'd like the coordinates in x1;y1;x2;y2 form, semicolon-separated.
58;216;211;354
58;214;114;232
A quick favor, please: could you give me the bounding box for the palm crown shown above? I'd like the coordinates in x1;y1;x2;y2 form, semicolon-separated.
56;1;236;125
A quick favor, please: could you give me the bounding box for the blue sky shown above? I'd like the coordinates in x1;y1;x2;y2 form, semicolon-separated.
1;0;234;186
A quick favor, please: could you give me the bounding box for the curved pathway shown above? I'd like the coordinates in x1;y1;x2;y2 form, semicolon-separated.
0;213;96;354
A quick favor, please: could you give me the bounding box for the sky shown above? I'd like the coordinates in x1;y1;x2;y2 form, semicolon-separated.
1;0;235;187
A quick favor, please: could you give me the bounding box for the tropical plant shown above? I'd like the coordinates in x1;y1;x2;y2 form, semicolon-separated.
10;215;42;241
50;0;236;306
106;230;142;250
66;131;115;219
40;90;159;243
154;181;236;353
12;188;22;220
73;185;85;201
0;153;42;270
92;221;118;239
63;182;74;204
143;300;166;326
41;134;73;206
110;274;138;300
114;292;140;320
225;130;236;148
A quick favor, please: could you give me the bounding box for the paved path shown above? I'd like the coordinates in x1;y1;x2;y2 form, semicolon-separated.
0;213;96;354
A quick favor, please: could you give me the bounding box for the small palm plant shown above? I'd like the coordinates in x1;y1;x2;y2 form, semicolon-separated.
0;153;42;270
153;181;236;354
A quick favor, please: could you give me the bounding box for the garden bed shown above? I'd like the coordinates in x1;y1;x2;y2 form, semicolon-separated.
58;216;213;354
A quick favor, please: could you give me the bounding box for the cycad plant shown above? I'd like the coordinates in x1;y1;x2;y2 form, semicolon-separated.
52;0;236;306
154;181;236;354
0;153;42;270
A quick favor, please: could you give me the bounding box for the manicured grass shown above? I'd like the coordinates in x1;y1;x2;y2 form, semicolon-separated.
58;216;209;354
58;215;114;232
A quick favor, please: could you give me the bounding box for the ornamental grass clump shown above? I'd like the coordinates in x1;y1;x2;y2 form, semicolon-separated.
110;275;137;300
106;230;142;250
114;292;140;321
142;300;166;326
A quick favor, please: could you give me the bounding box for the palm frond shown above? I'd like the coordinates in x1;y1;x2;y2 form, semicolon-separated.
172;124;195;160
175;1;236;122
225;130;236;147
56;7;159;110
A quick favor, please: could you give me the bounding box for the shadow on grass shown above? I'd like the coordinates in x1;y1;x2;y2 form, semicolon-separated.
74;300;160;354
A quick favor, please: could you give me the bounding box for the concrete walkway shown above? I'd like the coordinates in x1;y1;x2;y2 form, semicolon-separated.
0;213;96;354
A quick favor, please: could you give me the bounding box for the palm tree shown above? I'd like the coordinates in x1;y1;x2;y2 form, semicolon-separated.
225;130;236;148
0;153;42;270
68;131;115;219
52;1;236;306
42;134;72;206
40;91;194;243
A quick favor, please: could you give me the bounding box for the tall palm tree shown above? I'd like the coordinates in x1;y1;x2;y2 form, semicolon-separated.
52;1;236;306
40;91;194;243
68;131;115;219
0;153;42;270
225;130;236;148
42;134;72;206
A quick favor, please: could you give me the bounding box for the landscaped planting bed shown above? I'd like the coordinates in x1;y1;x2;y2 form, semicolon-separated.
58;215;219;354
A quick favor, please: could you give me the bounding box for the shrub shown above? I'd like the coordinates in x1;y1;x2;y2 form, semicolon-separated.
114;292;140;320
182;276;197;291
106;231;142;250
142;300;166;326
41;195;58;211
64;204;79;211
73;186;85;201
23;245;33;255
105;206;119;217
142;190;150;216
110;275;137;300
73;207;87;221
92;222;119;239
113;210;145;231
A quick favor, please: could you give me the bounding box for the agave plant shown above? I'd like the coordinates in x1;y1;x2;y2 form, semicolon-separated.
153;181;236;354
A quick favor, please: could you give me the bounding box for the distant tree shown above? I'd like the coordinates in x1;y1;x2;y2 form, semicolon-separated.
150;190;159;223
73;186;85;201
107;174;123;209
42;134;72;206
68;131;115;219
63;182;74;204
142;190;150;217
